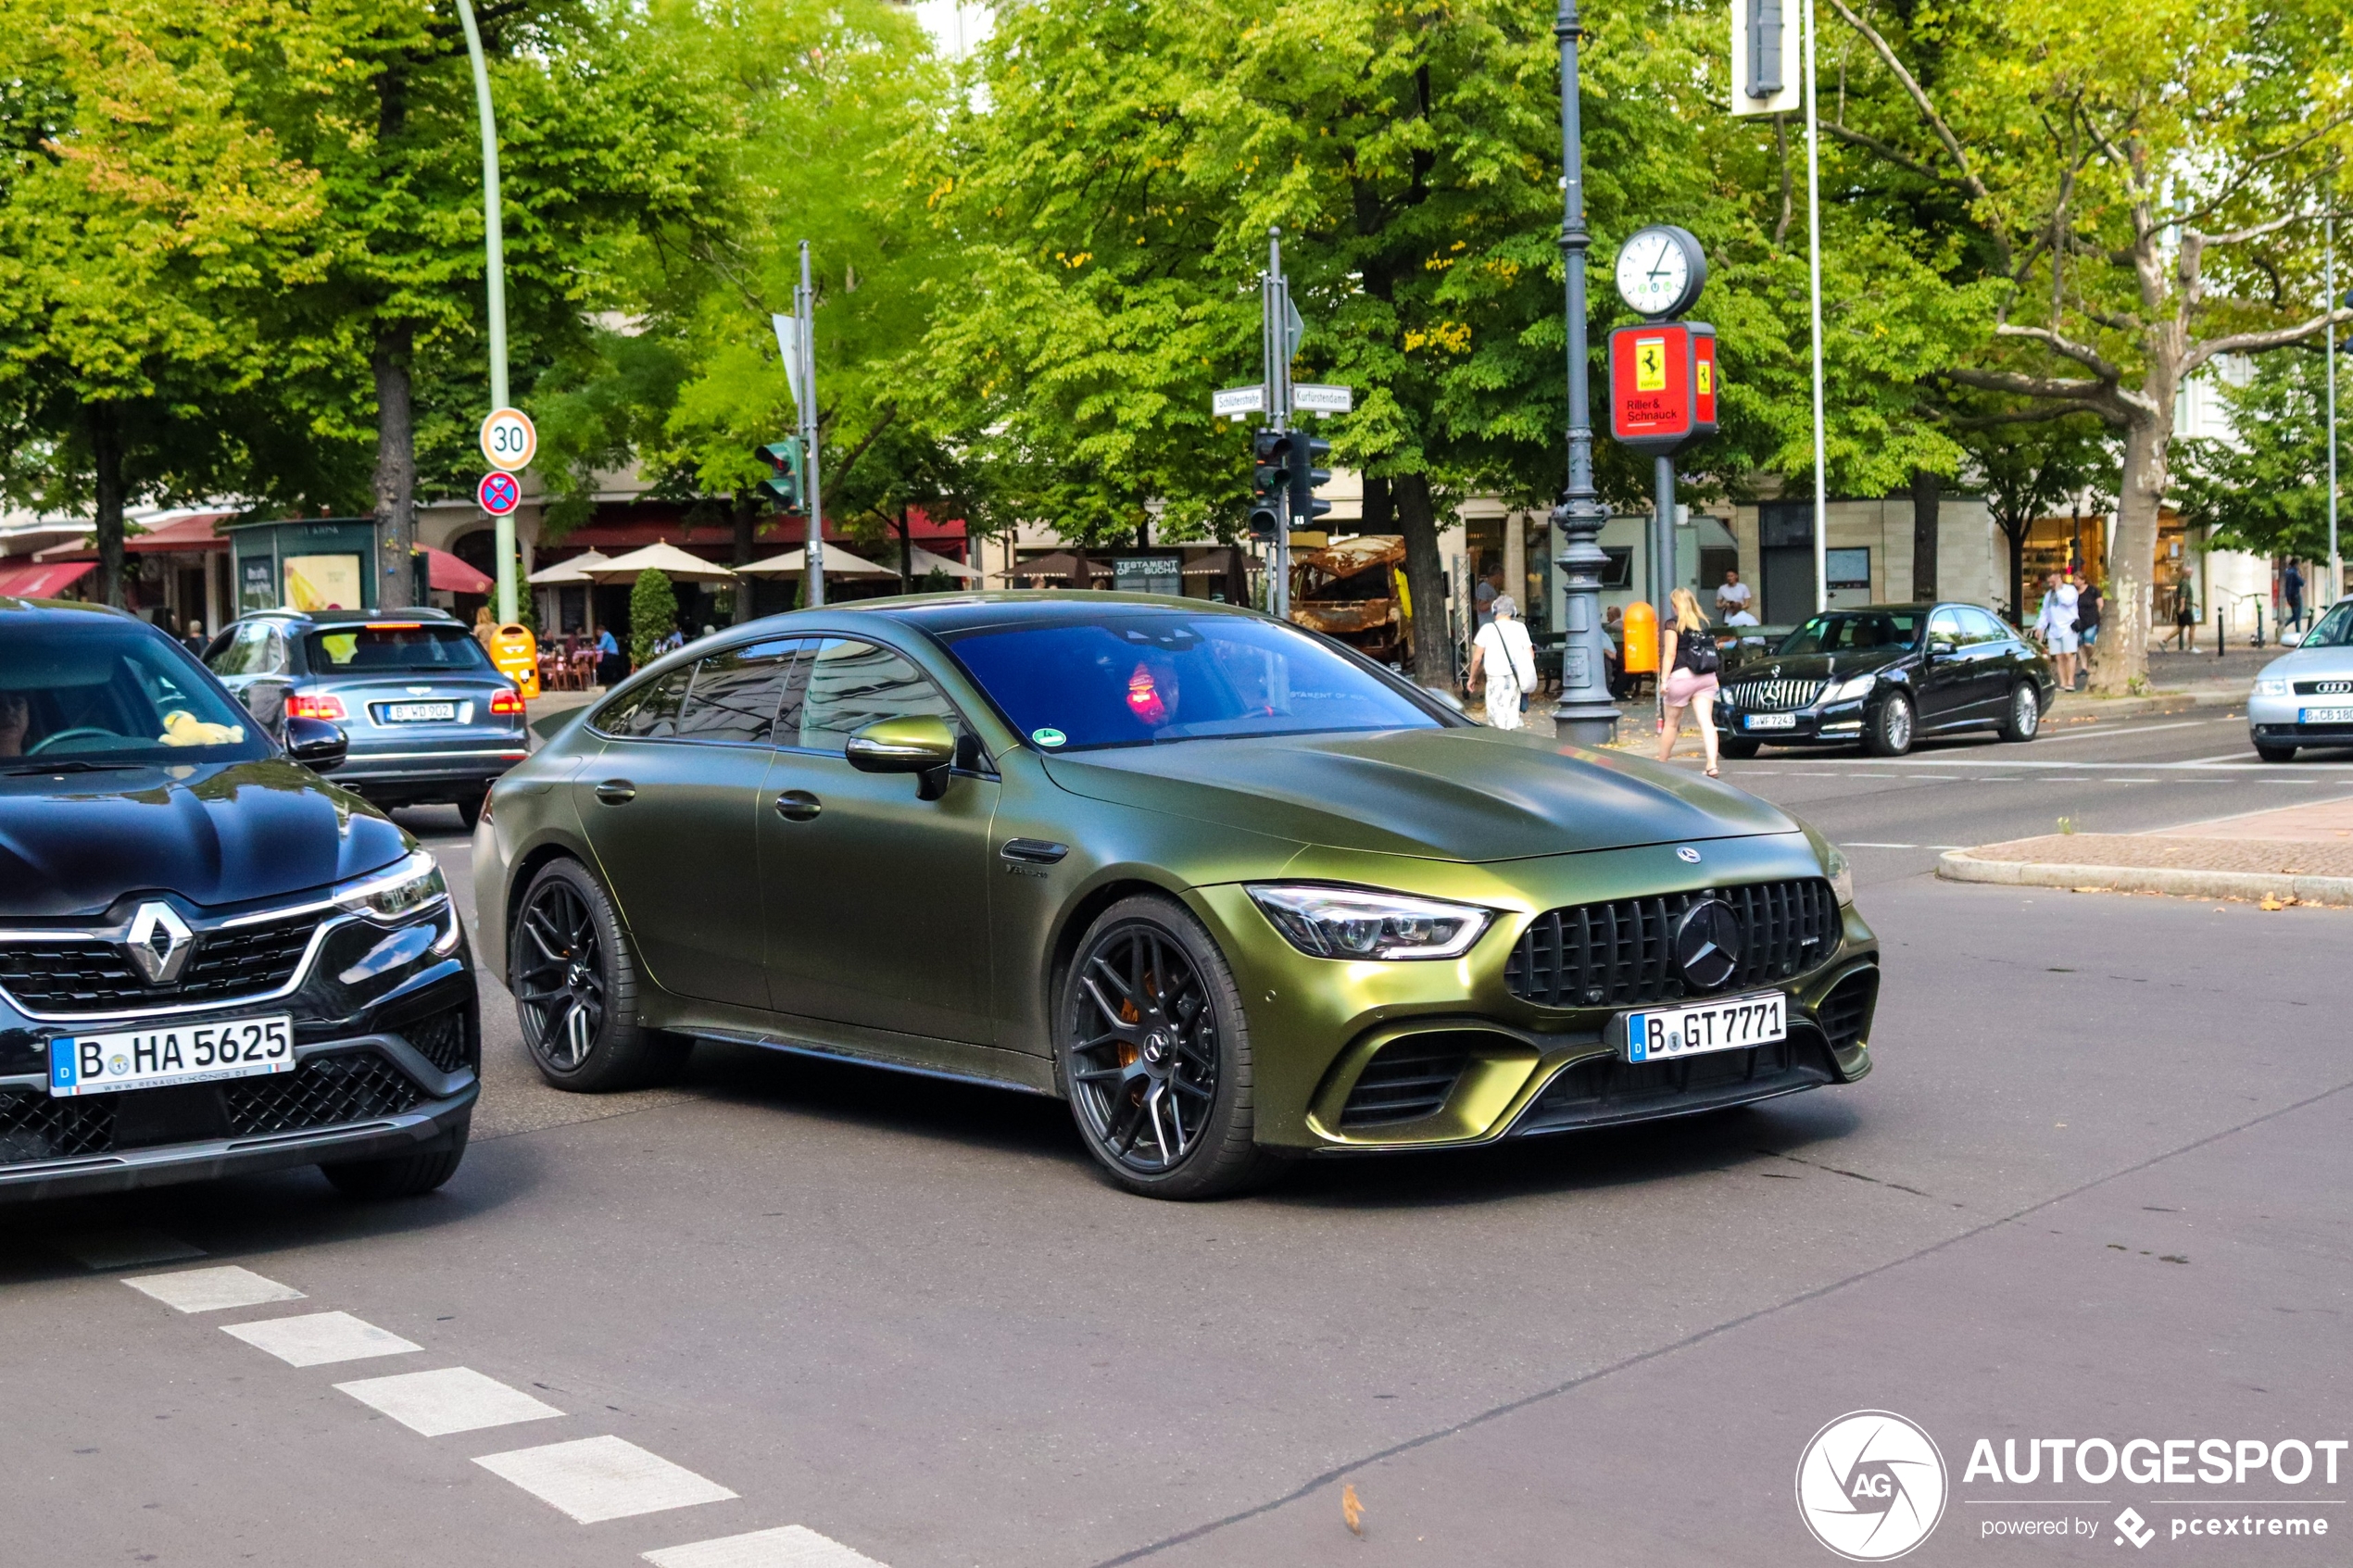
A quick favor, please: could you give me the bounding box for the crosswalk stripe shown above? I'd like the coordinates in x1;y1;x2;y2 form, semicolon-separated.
473;1435;738;1524
222;1311;422;1367
646;1524;891;1568
122;1264;303;1313
334;1366;564;1436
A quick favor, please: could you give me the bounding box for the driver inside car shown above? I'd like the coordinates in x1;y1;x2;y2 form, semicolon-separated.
0;689;30;757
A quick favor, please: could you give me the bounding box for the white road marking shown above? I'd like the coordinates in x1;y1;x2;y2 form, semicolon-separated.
1775;756;2353;771
57;1229;205;1271
123;1264;303;1313
223;1311;422;1367
2030;718;2226;743
1841;842;1919;849
334;1366;564;1436
646;1524;891;1568
473;1435;738;1524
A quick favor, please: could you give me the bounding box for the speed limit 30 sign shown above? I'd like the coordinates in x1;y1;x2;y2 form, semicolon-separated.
479;407;536;472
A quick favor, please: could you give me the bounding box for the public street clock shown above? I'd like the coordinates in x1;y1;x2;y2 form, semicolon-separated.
1614;225;1707;320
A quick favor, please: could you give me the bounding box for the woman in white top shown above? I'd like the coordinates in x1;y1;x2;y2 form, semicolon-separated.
1467;594;1539;732
2034;571;2080;692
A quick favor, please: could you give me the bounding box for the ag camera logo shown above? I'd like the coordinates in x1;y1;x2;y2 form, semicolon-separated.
1796;1410;1949;1561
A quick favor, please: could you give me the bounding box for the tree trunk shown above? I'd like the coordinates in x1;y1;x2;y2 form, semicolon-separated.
899;506;912;594
731;490;759;621
88;404;126;609
1908;469;1939;601
371;322;416;610
1393;471;1451;689
1998;520;2028;628
2095;408;2173;694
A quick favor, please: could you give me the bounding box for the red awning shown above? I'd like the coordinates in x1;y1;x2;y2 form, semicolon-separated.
424;547;495;594
0;560;97;598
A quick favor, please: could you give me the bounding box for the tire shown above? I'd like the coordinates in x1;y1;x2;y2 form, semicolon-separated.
454;792;484;831
1863;691;1916;757
1718;737;1762;759
2255;740;2297;763
1056;895;1288;1200
1998;682;2041;743
510;859;691;1092
322;1117;469;1198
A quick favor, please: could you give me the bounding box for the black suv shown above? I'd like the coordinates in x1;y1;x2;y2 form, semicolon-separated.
0;596;478;1202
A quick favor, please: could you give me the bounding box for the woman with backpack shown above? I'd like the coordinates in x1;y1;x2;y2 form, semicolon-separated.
1655;585;1723;776
1467;593;1539;731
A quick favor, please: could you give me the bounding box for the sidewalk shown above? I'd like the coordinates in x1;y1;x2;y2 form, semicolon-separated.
1938;796;2353;906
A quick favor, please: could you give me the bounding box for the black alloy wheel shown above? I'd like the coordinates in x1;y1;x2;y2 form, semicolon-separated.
1863;690;1916;757
1998;682;2041;742
2255;740;2297;763
1059;896;1283;1199
455;791;485;830
510;859;687;1091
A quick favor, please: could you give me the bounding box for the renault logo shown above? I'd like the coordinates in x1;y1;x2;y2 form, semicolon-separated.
1674;898;1742;990
125;902;195;985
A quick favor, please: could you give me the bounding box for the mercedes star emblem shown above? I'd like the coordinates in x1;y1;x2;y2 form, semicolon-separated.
1676;846;1703;863
1674;898;1742;990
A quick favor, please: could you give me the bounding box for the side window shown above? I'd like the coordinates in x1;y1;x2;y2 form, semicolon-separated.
263;628;290;674
1957;607;2008;646
596;665;696;740
1927;609;1963;647
208;621;272;677
674;640;801;745
796;637;959;754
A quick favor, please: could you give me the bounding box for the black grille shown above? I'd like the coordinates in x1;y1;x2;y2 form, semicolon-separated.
2293;680;2353;696
1515;1027;1837;1135
0;1090;116;1164
221;1054;423;1137
1817;968;1879;1051
402;1007;473;1074
0;913;318;1015
1340;1037;1472;1128
1724;678;1828;711
1505;879;1839;1010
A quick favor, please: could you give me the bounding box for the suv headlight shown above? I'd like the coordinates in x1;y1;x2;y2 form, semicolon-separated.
2253;677;2290;696
1246;884;1492;960
337;849;448;922
1825;845;1855;907
1825;673;1876;703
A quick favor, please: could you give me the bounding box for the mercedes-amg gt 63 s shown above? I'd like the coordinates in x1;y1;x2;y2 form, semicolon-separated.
1;597;478;1204
478;594;1879;1198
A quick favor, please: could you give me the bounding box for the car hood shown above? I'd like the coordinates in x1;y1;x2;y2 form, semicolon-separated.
2259;645;2353;681
1039;727;1799;862
1725;646;1912;685
0;759;410;921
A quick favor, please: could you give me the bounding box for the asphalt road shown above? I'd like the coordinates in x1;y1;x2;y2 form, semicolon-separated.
4;709;2348;1568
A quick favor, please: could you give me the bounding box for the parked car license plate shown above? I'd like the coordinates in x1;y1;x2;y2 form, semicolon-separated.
1745;713;1797;730
2298;707;2353;724
383;701;459;722
1622;993;1786;1063
48;1014;294;1098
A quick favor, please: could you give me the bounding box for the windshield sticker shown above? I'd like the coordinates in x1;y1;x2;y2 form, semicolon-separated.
1031;727;1068;748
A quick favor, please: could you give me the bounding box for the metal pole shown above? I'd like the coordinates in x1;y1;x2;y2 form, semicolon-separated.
1268;228;1291;621
1655;454;1677;733
797;242;826;608
1546;0;1619;745
455;0;516;623
1802;0;1828;613
2329;218;2340;604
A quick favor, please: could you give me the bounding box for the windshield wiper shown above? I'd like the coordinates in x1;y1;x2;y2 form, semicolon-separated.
0;759;147;776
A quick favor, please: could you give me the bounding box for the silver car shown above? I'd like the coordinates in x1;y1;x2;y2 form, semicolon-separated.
2247;596;2353;760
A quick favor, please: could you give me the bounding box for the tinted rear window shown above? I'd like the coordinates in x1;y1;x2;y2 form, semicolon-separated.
306;624;491;673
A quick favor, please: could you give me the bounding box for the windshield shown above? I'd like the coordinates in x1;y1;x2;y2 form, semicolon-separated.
2298;602;2353;647
1779;610;1924;656
305;623;492;674
940;611;1444;751
0;619;270;766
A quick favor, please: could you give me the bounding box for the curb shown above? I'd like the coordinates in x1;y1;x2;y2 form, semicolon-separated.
1935;849;2353;906
2045;683;2244;723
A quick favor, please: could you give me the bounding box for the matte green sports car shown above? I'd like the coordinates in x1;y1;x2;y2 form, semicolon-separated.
475;593;1878;1198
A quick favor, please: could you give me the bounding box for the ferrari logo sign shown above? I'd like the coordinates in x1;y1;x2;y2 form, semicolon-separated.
1634;336;1667;392
1608;321;1718;453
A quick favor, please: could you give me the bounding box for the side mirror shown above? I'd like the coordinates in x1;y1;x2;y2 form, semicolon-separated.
284;715;348;772
846;715;958;799
1928;639;1957;658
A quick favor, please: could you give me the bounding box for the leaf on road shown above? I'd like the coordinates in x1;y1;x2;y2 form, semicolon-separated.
1342;1481;1364;1537
2259;894;2285;910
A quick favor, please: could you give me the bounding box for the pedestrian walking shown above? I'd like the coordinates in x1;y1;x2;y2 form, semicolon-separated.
594;625;623;687
2283;560;2306;635
2035;571;2080;692
1714;568;1752;622
1473;559;1505;631
2073;576;2102;690
1655;586;1722;776
1467;594;1538;732
2171;578;2198;651
180;619;207;659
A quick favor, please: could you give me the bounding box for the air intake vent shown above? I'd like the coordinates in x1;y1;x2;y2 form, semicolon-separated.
1339;1037;1473;1128
1505;879;1838;1010
1816;967;1879;1051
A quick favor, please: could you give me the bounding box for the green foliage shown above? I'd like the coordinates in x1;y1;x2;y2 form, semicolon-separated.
627;568;675;668
2176;350;2343;562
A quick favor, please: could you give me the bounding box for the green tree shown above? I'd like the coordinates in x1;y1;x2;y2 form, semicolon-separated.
2174;349;2342;567
1952;405;2114;623
626;567;674;667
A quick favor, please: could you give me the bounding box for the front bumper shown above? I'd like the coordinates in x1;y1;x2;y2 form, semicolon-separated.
1717;698;1869;743
2247;690;2353;746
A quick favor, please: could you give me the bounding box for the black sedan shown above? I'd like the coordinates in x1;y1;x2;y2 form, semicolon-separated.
1714;603;2057;758
0;596;478;1202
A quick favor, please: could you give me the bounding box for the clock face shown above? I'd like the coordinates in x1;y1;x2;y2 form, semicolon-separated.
1616;227;1698;318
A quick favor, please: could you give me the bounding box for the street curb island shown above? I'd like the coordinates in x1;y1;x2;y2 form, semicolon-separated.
1936;848;2353;906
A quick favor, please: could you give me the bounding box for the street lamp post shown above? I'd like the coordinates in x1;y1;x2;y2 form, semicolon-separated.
455;0;516;624
1548;0;1622;746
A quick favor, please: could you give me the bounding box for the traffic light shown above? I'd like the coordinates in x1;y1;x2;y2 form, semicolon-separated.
1289;433;1332;524
1249;427;1289;538
753;440;802;508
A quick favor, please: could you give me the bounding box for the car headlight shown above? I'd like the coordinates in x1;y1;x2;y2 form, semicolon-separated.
337;849;449;922
1246;884;1493;960
1825;845;1855;907
2253;677;2290;696
1825;673;1876;703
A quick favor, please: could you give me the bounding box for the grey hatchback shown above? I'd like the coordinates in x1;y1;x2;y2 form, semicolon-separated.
207;608;527;824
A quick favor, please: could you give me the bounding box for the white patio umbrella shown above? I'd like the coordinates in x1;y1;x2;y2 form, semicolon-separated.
736;542;897;578
582;541;740;583
525;548;610;585
894;544;983;582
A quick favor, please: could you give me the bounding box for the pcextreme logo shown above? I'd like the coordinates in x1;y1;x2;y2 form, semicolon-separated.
1796;1410;1951;1562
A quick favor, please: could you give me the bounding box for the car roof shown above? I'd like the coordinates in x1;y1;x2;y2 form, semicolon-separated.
0;596;141;622
238;607;462;627
869;590;1263;637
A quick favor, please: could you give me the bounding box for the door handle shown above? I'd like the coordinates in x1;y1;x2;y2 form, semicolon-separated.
595;779;637;805
774;790;822;822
